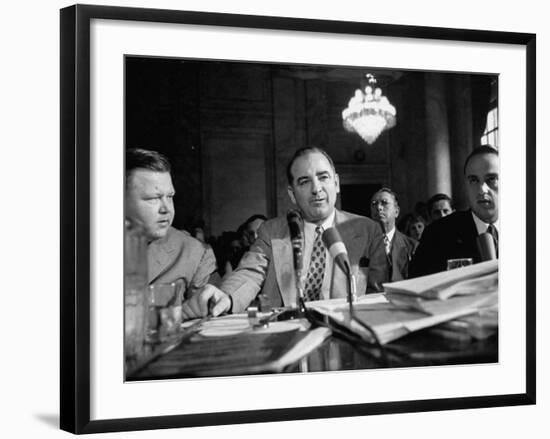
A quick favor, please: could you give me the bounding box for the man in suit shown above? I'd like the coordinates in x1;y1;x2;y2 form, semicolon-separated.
125;148;217;302
409;145;499;277
370;188;417;281
182;146;387;318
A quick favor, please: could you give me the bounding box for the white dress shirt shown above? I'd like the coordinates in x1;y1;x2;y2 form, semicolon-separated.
384;227;396;254
471;211;499;235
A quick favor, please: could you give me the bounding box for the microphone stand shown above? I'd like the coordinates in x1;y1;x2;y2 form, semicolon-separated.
296;271;307;315
343;261;388;365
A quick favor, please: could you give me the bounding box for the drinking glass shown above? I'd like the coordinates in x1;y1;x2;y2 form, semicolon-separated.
147;279;186;343
124;221;148;360
446;258;473;270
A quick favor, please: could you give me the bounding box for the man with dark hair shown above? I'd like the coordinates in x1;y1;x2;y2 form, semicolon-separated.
409;145;499;277
182;146;388;318
125;148;217;295
239;214;268;249
427;193;454;223
370;188;417;281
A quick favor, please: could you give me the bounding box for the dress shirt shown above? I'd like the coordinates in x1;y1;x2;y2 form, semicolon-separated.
385;227;396;254
471;211;499;236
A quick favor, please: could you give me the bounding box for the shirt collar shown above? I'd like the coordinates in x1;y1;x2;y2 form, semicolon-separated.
303;210;336;233
471;211;499;235
386;226;396;242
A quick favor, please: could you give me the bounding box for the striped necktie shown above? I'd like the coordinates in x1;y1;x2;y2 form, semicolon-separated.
303;226;326;302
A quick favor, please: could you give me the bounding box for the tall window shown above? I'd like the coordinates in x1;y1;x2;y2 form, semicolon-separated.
481;78;498;148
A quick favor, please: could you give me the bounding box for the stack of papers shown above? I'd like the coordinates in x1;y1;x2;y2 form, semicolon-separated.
383;259;498;300
383;259;498;340
308;260;498;344
384;260;498;313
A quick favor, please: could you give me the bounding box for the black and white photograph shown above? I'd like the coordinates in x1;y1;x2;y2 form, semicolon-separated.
59;4;535;432
29;1;543;437
123;57;501;381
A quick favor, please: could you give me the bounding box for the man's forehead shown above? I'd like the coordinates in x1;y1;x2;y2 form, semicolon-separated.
128;169;173;188
372;191;395;202
465;153;499;174
129;168;171;180
292;152;333;174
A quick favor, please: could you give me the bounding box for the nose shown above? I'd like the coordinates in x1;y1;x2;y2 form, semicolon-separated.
159;197;170;213
479;181;490;194
311;178;321;194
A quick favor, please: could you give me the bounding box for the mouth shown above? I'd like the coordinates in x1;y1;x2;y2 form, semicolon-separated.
157;219;170;227
311;198;326;205
477;199;494;208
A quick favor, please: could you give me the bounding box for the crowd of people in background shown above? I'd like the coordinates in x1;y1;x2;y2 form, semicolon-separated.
189;214;267;279
396;193;454;243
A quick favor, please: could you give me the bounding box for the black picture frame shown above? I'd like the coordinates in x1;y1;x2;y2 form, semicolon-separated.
60;4;536;434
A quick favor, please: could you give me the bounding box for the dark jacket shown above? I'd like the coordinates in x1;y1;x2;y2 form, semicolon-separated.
409;210;481;278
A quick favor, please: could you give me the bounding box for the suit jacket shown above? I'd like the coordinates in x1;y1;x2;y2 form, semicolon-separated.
147;227;217;301
409;210;481;278
221;210;388;313
388;230;418;281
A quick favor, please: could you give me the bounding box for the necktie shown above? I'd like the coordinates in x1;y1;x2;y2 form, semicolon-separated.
304;226;326;302
487;224;499;257
384;235;391;256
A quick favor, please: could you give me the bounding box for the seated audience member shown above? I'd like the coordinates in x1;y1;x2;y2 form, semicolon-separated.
220;214;268;277
427;193;455;223
413;201;429;224
409;145;499;277
215;231;243;277
406;215;427;242
181;146;388;319
239;214;268;250
191;222;206;243
370;188;417;281
125;148;217;296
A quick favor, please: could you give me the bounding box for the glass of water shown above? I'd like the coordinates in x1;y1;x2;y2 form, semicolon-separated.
446;258;473;270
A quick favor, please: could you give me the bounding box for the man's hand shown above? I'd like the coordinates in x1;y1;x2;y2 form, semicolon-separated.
181;284;231;320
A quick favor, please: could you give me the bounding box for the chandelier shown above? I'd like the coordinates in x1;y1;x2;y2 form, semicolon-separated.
342;73;397;144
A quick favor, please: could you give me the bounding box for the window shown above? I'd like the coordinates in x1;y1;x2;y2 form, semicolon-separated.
481;78;498;148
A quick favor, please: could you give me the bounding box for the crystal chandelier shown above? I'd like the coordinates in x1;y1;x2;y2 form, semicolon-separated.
342;74;397;144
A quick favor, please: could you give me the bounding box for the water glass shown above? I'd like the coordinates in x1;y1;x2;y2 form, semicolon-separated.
446;258;473;270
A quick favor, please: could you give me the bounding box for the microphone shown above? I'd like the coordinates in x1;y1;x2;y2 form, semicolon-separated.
477;232;497;261
287;210;305;312
322;227;351;274
287;209;304;272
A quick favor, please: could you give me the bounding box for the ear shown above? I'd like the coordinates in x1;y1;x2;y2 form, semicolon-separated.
396;205;400;217
287;185;297;205
334;173;340;194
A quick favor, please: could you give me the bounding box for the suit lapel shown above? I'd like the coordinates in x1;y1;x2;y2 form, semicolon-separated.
390;232;408;281
272;226;298;307
147;229;178;284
